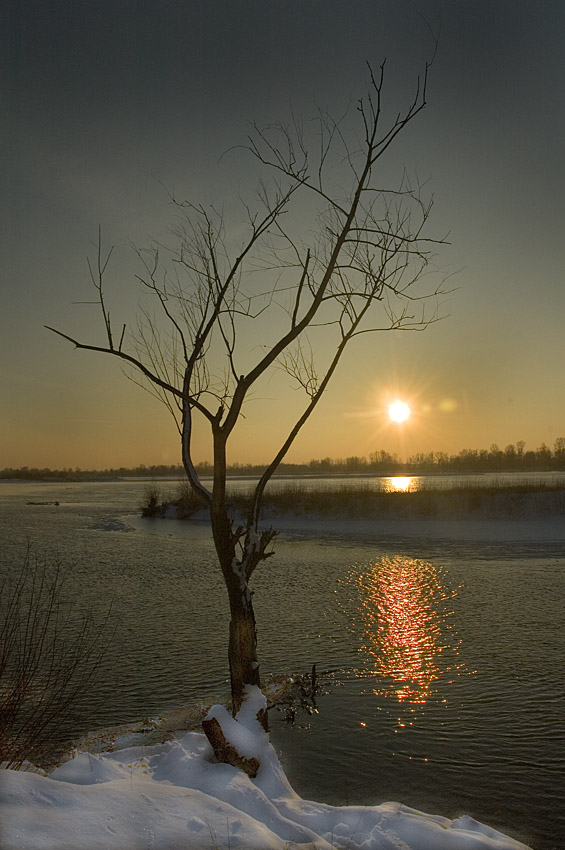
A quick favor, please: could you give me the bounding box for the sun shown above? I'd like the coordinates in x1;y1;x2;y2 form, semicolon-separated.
388;400;411;423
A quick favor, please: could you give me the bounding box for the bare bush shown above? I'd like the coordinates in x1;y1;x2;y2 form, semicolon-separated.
140;483;164;516
174;481;207;519
0;547;112;769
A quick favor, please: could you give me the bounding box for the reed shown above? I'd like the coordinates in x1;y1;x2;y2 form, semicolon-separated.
140;479;565;521
228;480;565;520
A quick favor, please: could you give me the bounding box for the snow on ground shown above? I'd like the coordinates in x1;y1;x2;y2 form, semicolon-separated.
269;515;565;543
0;687;532;850
128;510;565;545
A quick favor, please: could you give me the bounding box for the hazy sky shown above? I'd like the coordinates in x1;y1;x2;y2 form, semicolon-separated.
3;0;565;469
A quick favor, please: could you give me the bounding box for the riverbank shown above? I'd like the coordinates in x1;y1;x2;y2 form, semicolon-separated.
258;483;565;520
1;479;559;848
0;687;533;850
131;512;565;550
141;478;565;524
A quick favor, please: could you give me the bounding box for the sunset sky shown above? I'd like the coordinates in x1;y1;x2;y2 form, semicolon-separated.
3;0;565;469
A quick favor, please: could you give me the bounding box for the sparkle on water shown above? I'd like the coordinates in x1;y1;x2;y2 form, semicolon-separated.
351;556;467;720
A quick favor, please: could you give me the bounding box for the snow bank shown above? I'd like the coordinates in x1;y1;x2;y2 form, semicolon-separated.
270;513;565;543
0;687;532;850
127;510;565;545
91;516;133;532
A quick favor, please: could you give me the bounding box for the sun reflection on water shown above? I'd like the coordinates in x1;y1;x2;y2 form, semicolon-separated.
352;556;463;714
384;476;417;493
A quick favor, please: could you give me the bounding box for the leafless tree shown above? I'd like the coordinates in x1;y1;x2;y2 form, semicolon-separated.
46;60;450;727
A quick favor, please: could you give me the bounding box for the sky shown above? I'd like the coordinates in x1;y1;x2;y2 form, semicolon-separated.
3;0;565;469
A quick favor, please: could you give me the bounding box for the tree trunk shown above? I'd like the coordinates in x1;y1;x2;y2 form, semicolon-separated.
201;715;260;777
228;592;261;712
209;497;266;726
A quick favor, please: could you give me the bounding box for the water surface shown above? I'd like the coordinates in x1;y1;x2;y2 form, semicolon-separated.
1;479;563;849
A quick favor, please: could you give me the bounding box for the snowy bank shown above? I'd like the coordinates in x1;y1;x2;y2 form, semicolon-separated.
130;508;565;545
142;482;565;525
0;687;532;850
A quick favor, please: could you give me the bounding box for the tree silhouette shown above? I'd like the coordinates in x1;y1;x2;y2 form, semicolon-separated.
47;60;449;730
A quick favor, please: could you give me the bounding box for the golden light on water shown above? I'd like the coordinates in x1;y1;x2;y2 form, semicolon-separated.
385;476;415;493
354;556;458;708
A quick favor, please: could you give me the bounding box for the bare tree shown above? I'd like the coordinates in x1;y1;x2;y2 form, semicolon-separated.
46;61;450;727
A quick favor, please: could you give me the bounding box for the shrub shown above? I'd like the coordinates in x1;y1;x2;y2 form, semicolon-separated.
140;483;164;516
174;481;207;518
0;547;112;769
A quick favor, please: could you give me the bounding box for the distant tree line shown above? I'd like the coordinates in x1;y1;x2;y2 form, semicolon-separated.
2;438;565;481
294;438;565;474
0;464;187;481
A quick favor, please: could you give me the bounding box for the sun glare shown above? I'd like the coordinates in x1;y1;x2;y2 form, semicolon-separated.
388;401;411;423
386;476;414;493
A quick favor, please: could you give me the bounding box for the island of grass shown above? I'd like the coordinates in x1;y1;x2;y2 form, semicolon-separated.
141;478;565;522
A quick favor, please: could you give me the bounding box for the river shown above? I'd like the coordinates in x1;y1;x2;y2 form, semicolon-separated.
1;477;563;849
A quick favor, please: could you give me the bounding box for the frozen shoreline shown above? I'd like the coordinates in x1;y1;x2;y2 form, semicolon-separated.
128;509;565;544
272;513;565;542
0;687;533;850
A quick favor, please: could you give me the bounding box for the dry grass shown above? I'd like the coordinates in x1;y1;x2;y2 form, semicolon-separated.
230;480;565;520
139;478;565;522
